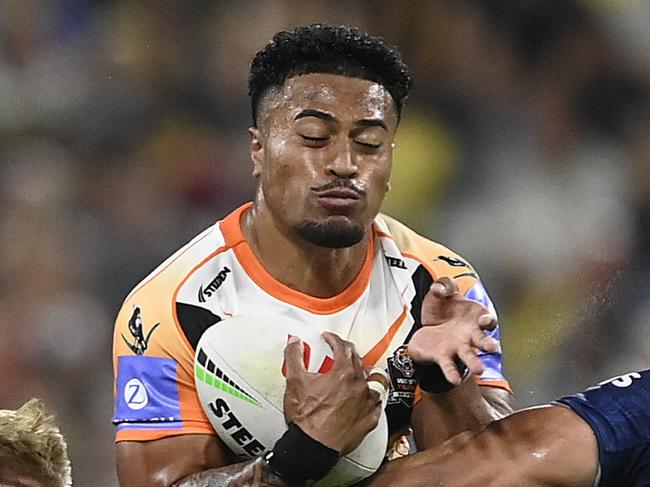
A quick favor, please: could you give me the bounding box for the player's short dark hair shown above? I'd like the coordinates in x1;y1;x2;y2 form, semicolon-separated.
248;24;413;127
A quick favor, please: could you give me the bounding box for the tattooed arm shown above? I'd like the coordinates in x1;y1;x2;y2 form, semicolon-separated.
117;436;290;487
174;457;288;487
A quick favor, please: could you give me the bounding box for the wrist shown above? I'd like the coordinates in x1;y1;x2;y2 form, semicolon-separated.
414;358;468;394
264;423;340;486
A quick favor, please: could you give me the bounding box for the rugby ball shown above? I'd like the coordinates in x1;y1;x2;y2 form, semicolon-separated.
194;314;389;487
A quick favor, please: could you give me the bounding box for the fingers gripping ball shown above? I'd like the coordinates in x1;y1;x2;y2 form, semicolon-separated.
194;315;389;486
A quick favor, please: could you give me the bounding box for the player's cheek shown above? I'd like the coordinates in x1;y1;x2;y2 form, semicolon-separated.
369;168;391;208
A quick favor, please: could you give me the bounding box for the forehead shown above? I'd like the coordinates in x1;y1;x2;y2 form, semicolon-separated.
263;73;397;127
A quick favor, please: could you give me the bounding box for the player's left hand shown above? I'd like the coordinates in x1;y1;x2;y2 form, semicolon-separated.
407;277;499;385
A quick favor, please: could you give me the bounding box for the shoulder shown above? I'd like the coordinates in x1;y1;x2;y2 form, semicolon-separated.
125;223;226;303
374;212;478;295
114;222;225;358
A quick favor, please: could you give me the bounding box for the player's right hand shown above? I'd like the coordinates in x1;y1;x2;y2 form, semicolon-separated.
282;332;382;455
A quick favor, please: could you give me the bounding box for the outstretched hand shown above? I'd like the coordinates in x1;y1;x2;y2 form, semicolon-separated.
408;277;499;385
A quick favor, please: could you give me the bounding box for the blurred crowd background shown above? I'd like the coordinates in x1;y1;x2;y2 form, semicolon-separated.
1;0;649;484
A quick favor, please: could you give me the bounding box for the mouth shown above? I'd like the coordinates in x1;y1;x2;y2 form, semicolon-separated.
313;188;362;211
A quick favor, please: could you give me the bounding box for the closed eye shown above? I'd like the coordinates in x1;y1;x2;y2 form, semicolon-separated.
301;135;329;142
355;141;381;149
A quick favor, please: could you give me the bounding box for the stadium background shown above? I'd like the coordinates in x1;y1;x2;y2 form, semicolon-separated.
0;0;648;484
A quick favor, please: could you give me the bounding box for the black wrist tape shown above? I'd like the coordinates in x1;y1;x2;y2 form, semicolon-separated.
265;423;340;485
414;358;468;393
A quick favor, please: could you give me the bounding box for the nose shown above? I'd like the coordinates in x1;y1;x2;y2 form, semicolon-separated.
325;140;358;178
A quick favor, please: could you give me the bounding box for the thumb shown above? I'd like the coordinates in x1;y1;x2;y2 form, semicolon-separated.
430;277;459;298
283;335;306;379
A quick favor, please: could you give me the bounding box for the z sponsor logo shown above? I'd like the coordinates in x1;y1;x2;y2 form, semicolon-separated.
124;378;148;410
198;266;231;303
121;306;160;356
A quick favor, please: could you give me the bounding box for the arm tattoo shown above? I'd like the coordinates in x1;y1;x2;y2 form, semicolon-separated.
173;457;290;487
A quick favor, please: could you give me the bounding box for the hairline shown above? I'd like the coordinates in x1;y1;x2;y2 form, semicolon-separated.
253;73;400;129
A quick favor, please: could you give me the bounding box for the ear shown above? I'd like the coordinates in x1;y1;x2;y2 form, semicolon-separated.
249;127;264;178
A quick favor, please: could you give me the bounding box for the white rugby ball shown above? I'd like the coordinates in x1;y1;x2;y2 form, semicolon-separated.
194;314;388;487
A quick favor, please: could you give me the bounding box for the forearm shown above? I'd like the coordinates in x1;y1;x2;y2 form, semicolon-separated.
174;422;341;487
174;457;288;487
365;430;490;487
367;406;597;487
412;380;513;449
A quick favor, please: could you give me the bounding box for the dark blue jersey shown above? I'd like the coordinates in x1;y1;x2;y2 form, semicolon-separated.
557;370;650;487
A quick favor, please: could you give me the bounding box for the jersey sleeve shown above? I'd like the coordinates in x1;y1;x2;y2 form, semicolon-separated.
424;253;511;393
556;370;650;487
112;282;215;442
464;280;510;392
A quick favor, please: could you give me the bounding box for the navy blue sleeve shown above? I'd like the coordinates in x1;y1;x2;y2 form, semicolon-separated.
557;370;650;487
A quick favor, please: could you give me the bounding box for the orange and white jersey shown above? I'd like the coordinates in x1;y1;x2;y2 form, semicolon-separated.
113;202;509;443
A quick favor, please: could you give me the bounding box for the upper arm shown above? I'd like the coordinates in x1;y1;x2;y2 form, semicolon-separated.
411;382;514;450
113;296;215;441
480;384;515;418
113;282;221;481
117;434;235;487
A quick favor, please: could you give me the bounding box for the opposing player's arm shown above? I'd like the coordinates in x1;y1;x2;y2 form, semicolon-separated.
411;380;514;450
366;405;598;487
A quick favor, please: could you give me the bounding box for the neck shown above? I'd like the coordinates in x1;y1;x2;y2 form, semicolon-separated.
241;201;371;298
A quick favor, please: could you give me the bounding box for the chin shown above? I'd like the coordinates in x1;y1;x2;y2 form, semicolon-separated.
294;217;366;248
